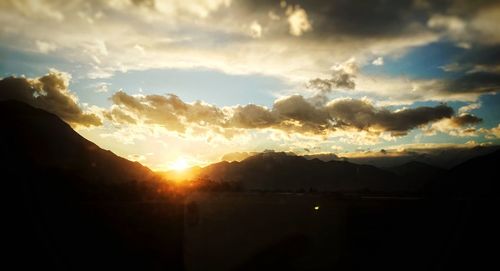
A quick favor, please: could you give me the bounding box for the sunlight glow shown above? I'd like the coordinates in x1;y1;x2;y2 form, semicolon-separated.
170;158;189;171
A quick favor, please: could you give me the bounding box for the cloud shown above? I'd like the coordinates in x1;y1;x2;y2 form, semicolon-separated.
107;90;456;137
372;57;384;66
0;70;102;127
35;40;57;54
228;104;277;128
471;3;500;44
94;82;110;93
446;72;500;94
479;124;500;139
427;14;466;37
458;102;481;114
352;67;500;105
104;106;137;124
0;0;445;84
308;58;358;92
325;99;454;136
449;114;482;127
426;113;482;137
249;20;262;38
108;91;225;132
440;62;463;72
286;5;312;36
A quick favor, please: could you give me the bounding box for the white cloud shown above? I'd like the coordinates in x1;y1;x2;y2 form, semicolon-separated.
479;124;500;139
249;20;262;38
440;62;463;72
35;40;56;54
286;5;312;36
372;57;384;66
95;82;110;93
458;103;481;114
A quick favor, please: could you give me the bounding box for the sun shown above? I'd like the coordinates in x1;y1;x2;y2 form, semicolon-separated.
170;158;189;172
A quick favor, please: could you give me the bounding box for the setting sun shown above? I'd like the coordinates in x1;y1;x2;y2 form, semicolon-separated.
169;158;190;172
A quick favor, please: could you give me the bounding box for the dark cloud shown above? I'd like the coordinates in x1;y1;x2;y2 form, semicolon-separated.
459;45;500;66
437;45;500;95
449;114;482;127
234;0;497;40
305;0;424;38
447;72;500;94
0;72;102;127
307;58;358;94
308;72;356;92
273;95;328;124
326;99;454;136
109;91;456;136
131;0;155;8
229;104;277;128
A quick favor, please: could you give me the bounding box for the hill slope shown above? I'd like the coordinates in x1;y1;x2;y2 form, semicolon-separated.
1;100;183;269
429;150;500;198
0;100;156;185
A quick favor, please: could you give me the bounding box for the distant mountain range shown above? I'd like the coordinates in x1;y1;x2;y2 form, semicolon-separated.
224;146;500;169
195;152;402;192
168;149;499;196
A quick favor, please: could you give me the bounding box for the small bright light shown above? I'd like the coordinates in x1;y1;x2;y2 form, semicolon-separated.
314;206;320;211
170;158;189;171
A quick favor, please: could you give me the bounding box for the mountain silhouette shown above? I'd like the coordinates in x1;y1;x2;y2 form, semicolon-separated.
1;100;156;186
386;161;446;191
1;100;183;270
343;146;499;169
195;151;405;192
428;149;500;198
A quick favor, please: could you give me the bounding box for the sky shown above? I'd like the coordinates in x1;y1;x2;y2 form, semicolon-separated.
1;0;500;170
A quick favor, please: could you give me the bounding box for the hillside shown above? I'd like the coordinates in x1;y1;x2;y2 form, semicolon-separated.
428;150;500;198
1;100;183;269
1;100;157;185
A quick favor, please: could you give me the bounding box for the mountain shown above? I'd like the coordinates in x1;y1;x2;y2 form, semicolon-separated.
344;146;500;169
386;161;446;191
428;149;500;198
0;100;173;201
1;100;183;270
194;151;405;192
1;100;157;185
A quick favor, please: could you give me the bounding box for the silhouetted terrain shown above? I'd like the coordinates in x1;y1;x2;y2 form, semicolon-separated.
174;150;499;197
385;161;446;191
196;152;404;192
428;149;500;198
3;101;499;271
184;192;499;271
1;100;183;270
341;146;500;169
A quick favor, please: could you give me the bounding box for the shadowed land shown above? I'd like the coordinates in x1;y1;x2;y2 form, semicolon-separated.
2;100;499;270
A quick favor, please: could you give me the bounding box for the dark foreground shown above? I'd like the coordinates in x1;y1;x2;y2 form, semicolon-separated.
184;192;499;271
9;190;499;270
